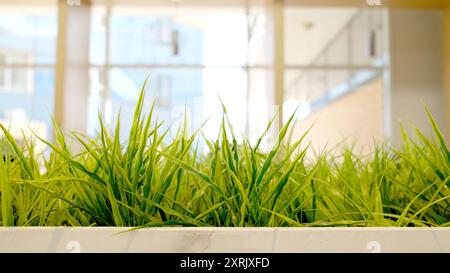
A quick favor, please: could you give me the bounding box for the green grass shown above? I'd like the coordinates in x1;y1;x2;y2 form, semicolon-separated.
0;81;449;227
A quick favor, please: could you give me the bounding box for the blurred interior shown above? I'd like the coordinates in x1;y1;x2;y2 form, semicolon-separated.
0;0;449;154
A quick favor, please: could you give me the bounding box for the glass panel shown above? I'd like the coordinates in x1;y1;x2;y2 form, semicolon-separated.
89;68;205;140
90;6;107;65
284;7;358;65
284;7;387;135
285;68;381;119
87;67;105;136
109;5;247;66
0;6;57;65
202;68;247;140
87;68;249;142
0;68;55;143
325;28;349;65
248;69;271;142
285;69;328;102
326;69;350;99
350;9;385;66
247;0;270;66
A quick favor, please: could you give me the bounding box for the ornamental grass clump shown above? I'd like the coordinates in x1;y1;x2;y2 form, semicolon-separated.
0;80;449;227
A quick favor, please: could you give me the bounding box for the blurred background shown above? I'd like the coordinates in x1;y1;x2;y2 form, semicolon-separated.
0;0;449;154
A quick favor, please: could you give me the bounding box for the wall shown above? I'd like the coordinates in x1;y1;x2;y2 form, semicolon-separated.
388;9;445;146
293;77;384;155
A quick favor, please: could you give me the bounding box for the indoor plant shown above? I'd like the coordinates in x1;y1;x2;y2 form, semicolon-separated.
0;81;449;252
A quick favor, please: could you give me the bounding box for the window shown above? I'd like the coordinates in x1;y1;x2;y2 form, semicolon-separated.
0;54;5;86
88;1;272;143
155;75;171;107
0;4;57;146
284;8;387;116
0;51;34;93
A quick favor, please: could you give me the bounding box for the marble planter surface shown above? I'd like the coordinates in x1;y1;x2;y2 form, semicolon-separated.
0;227;448;253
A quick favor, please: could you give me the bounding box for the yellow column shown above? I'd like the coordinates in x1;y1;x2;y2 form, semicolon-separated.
265;0;284;134
445;6;450;144
269;0;284;129
274;0;284;128
54;0;91;142
54;0;68;128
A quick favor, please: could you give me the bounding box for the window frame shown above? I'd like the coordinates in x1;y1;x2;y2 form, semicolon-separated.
0;50;35;94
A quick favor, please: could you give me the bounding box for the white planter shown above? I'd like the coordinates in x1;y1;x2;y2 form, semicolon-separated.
0;227;449;253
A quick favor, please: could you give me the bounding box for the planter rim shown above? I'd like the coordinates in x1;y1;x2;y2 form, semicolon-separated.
0;226;449;253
